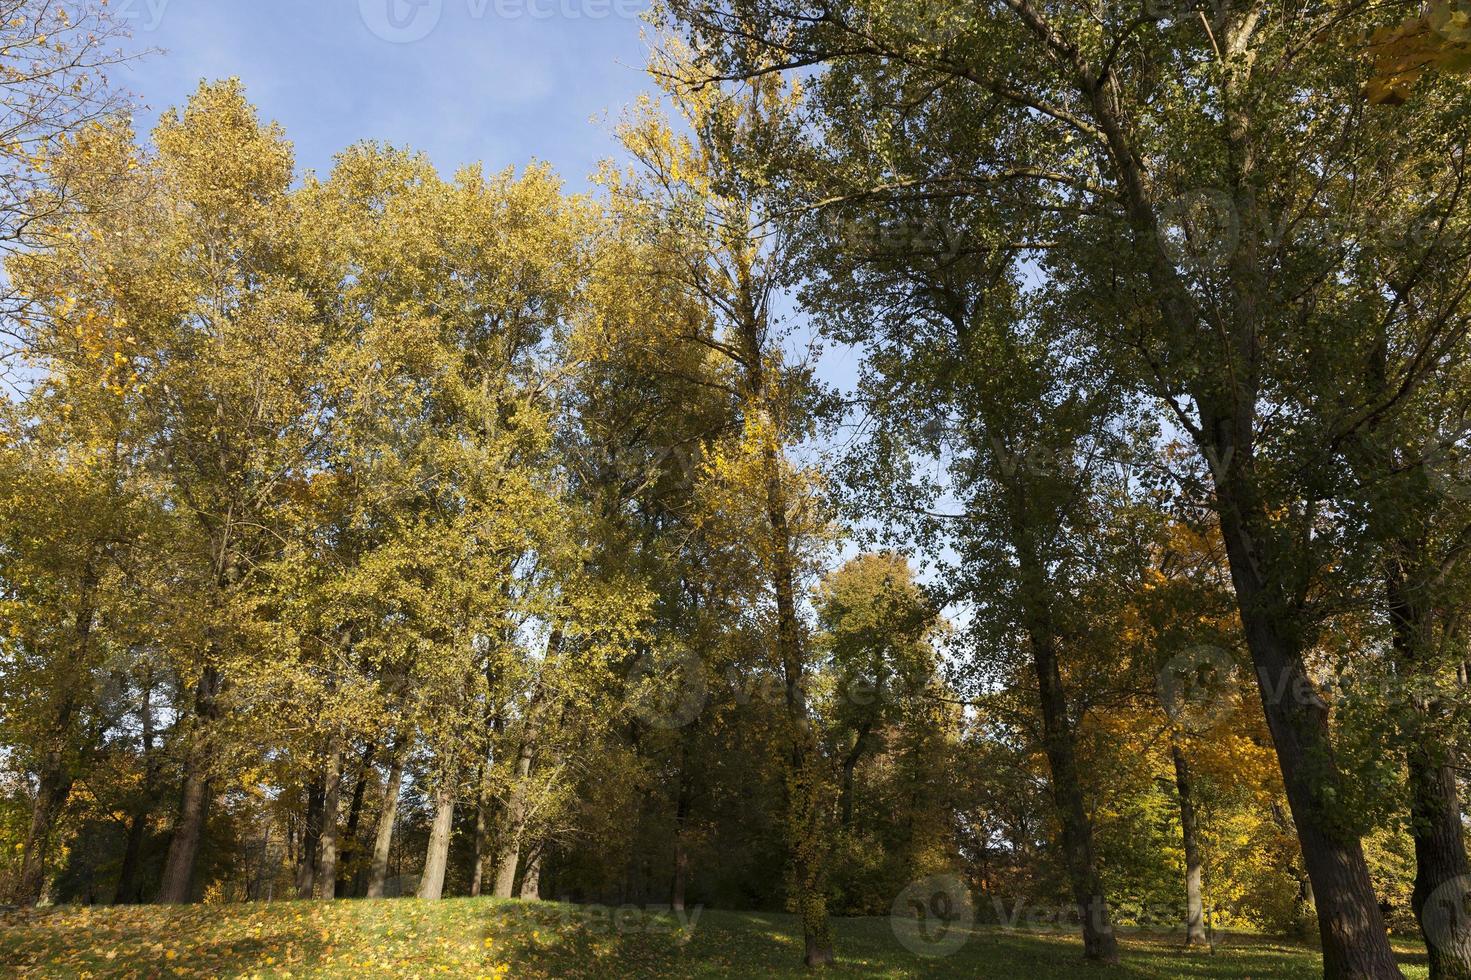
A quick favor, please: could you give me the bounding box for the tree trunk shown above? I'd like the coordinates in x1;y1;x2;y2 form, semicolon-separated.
1387;566;1471;980
115;668;159;905
417;779;455;900
12;761;72;907
315;746;344;900
763;445;835;969
1214;487;1403;979
365;751;404;900
672;757;692;913
838;724;873;830
156;768;210;904
295;778;324;899
471;787;489;898
1171;741;1208;946
337;743;376;898
156;666;221;905
1028;615;1120;963
519;846;542;900
492;736;536;899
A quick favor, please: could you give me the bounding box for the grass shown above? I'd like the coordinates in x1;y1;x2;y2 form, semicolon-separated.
0;898;1431;978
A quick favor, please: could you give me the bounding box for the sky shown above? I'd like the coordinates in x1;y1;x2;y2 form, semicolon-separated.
117;0;653;189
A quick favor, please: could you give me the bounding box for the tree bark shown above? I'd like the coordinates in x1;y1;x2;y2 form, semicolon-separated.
115;668;160;905
417;779;455;900
12;760;72;907
314;746;344;900
156;666;221;905
471;783;489;898
838;724;874;830
672;755;692;912
337;743;376;898
295;778;324;899
518;846;542;900
492;738;535;899
1212;483;1403;979
1171;741;1208;946
365;750;404;900
763;445;835;969
1387;566;1471;980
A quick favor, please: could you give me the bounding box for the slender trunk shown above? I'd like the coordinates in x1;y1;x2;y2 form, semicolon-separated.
337;743;376;898
12;762;71;907
672;755;692;913
1214;486;1402;979
417;780;455;900
492;739;534;899
365;750;405;900
1028;617;1120;962
157;666;221;904
295;779;324;899
518;846;542;900
315;746;344;900
838;724;873;830
763;444;834;968
471;787;489;898
115;670;159;905
1171;741;1208;945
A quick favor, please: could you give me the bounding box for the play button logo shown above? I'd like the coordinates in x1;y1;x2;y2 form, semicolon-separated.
360;0;443;43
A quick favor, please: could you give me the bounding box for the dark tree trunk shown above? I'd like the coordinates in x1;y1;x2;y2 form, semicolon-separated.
838;724;874;830
1171;741;1208;945
1027;614;1120;963
671;755;692;913
1387;565;1471;980
337;743;376;898
758;435;834;968
1213;482;1402;979
365;750;404;900
115;669;159;905
157;666;221;905
295;778;324;899
13;761;72;907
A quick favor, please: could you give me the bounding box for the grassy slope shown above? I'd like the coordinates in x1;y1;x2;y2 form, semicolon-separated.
0;898;1430;979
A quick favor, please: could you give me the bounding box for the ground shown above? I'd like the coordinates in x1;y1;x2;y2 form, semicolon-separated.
0;898;1431;978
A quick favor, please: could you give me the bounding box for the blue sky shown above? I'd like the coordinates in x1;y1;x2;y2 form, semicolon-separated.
118;0;652;189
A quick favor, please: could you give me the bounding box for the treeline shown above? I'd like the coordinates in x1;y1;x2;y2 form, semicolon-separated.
0;3;1470;979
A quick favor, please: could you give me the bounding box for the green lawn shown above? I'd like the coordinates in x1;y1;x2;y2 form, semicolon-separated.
0;898;1430;979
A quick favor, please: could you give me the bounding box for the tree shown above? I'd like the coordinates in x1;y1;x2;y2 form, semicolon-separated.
656;2;1471;973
